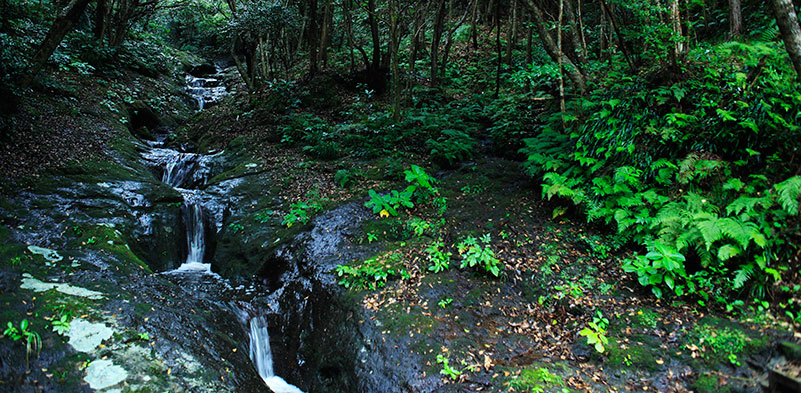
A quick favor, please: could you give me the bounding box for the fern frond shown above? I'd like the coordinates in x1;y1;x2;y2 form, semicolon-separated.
775;176;801;215
717;244;741;261
733;264;754;289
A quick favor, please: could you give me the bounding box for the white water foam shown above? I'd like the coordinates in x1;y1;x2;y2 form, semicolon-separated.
248;317;305;393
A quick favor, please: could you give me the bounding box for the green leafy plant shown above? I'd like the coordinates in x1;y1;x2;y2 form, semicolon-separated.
227;223;244;233
4;319;42;364
438;298;453;308
51;315;71;336
364;165;441;217
426;129;476;167
335;253;408;290
366;232;378;244
282;199;324;227
579;322;608;354
334;169;356;188
406;217;431;236
436;354;463;380
365;188;414;217
457;234;502;277
426;239;452;273
254;209;273;224
138;332;150;341
622;241;688;298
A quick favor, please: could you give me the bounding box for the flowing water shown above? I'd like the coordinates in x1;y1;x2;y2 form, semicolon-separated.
187;73;227;111
142;70;305;392
249;317;305;393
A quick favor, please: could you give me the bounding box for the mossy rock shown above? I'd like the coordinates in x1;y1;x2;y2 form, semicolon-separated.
606;337;659;371
692;372;732;393
685;316;771;366
359;217;411;243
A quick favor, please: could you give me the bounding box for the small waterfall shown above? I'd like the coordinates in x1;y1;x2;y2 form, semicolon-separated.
186;74;226;111
248;317;305;393
178;200;209;272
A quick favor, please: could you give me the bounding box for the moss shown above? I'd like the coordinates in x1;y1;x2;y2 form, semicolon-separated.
685;316;770;366
629;308;661;330
377;302;435;337
692;373;731;393
359;217;411;242
76;223;152;274
606;337;658;371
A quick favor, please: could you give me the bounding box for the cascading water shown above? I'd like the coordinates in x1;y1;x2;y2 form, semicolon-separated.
187;74;226;111
178;193;209;272
141;147;215;273
248;317;305;393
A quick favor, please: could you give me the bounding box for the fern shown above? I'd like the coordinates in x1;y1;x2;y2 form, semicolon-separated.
733;264;754;289
775;176;801;215
694;212;722;249
717;244;741;261
726;195;771;216
718;218;765;250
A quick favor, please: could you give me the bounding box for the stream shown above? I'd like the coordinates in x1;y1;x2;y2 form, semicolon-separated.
142;71;304;392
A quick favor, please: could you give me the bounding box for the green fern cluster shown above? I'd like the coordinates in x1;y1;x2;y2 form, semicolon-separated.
520;40;801;309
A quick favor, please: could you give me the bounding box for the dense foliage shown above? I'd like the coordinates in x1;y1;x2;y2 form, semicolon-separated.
3;0;801;322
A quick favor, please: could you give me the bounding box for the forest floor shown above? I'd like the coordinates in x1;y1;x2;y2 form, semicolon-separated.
186;82;795;392
2;63;799;393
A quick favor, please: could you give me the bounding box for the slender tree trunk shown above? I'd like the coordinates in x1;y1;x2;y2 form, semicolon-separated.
307;0;319;76
505;0;518;65
729;0;743;40
23;0;93;88
577;0;587;60
367;0;381;71
598;0;636;72
563;0;585;65
94;0;108;42
389;0;401;122
669;0;684;62
599;2;607;60
557;0;566;114
522;0;586;93
494;0;501;98
318;0;332;69
430;0;446;86
232;39;255;91
771;0;801;80
525;12;533;66
470;0;479;49
441;0;475;79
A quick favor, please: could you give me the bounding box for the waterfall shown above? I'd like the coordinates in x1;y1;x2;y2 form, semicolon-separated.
248;317;305;393
177;200;208;272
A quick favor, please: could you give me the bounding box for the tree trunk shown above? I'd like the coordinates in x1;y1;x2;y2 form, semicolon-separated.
389;0;401;122
771;0;801;80
94;0;108;42
505;0;517;65
307;0;319;76
598;0;636;72
441;0;475;79
23;0;93;88
557;0;565;114
521;0;586;93
494;0;501;98
729;0;742;40
470;0;479;49
668;0;684;63
367;0;381;71
430;0;447;86
318;0;332;69
563;0;585;65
